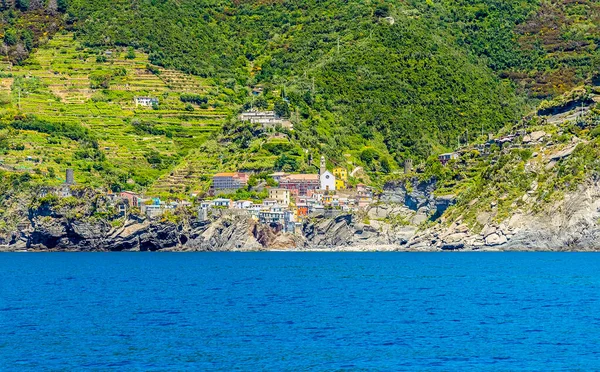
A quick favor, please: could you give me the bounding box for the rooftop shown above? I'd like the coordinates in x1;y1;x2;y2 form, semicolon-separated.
281;174;319;181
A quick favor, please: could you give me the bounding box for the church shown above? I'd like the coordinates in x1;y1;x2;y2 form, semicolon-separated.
319;156;336;191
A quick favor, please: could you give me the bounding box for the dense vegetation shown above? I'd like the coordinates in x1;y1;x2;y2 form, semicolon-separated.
2;0;600;196
61;0;529;163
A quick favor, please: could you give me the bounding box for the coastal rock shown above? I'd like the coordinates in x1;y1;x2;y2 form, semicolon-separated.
485;233;508;246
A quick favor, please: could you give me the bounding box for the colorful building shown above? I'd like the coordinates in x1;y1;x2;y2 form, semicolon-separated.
279;174;320;196
296;204;309;217
333;167;347;188
212;172;249;193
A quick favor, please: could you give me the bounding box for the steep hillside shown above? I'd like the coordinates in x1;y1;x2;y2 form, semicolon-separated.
2;0;600;196
0;32;230;194
65;0;525;162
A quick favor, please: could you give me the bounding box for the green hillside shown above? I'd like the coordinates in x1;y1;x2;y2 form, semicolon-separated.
1;0;600;196
0;32;230;194
65;0;525;162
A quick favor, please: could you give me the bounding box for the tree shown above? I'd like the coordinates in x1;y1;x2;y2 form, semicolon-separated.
125;47;136;60
360;148;379;165
3;29;16;46
22;30;34;51
247;175;258;187
57;0;67;12
374;3;390;18
0;131;8;151
274;99;290;118
15;0;29;11
274;154;298;172
14;43;28;64
381;157;391;173
254;96;267;109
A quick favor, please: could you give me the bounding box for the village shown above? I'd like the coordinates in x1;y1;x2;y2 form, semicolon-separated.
48;154;376;235
46;125;531;235
41;103;566;235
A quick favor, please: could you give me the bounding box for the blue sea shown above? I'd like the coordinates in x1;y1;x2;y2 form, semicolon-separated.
1;252;600;370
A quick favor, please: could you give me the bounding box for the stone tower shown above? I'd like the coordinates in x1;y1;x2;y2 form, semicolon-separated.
320;155;326;175
404;159;413;174
65;168;74;185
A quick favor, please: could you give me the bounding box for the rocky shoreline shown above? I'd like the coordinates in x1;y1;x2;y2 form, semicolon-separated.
2;178;600;253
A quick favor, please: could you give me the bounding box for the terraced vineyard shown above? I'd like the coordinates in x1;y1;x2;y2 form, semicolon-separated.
1;33;234;196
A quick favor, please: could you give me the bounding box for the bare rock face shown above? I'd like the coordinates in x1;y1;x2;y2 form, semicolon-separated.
485;233;507;246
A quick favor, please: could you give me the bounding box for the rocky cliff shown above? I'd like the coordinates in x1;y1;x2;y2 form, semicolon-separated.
2;175;600;252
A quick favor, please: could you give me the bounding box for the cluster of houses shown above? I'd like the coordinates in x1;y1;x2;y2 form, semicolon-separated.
202;156;373;233
200;183;373;233
111;191;191;218
48;156;376;233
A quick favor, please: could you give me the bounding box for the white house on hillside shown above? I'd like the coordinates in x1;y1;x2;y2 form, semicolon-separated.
320;170;335;191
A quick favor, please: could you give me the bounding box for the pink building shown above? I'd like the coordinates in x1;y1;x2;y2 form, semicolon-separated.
279;174;320;196
212;172;249;193
120;191;140;207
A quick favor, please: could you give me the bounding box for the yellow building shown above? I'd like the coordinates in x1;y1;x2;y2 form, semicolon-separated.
333;167;348;190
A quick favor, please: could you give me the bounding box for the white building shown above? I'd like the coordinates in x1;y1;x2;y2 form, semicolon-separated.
213;198;232;208
320;170;336;191
234;200;253;209
135;96;159;107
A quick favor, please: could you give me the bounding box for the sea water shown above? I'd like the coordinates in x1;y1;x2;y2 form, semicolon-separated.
1;252;600;370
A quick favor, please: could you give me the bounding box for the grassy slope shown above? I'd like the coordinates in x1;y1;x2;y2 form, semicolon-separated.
1;33;230;196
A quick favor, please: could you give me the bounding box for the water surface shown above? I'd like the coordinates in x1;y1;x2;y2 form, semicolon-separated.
1;252;599;370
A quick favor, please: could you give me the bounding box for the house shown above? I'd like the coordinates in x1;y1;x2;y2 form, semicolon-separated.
199;200;213;209
356;184;373;208
269;172;287;183
268;188;291;206
116;200;128;215
212;172;249;193
238;110;293;130
296;203;309;217
262;199;278;207
438;153;459;166
213;198;232;208
283;210;296;233
135;96;158;107
279;174;320;196
320;170;336;191
198;207;209;221
143;204;163;218
58;185;72;198
333;168;347;189
120;191;140;207
259;210;285;224
234;200;253;209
